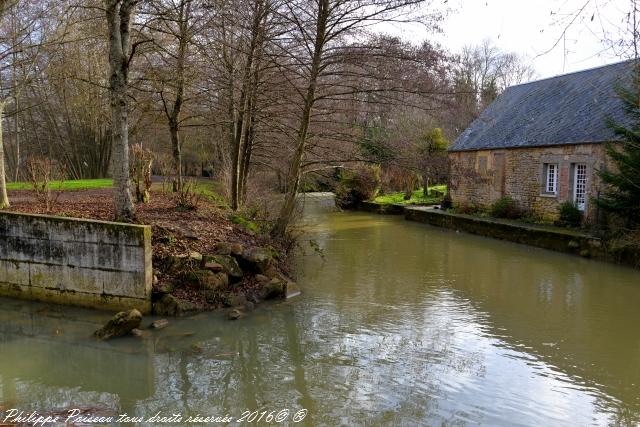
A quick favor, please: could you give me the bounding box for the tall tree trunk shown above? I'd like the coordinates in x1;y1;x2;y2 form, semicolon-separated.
0;102;10;209
226;73;237;200
13;106;19;182
230;0;265;210
169;120;182;190
165;0;190;193
11;23;19;183
231;65;251;210
239;78;259;203
239;113;255;203
238;32;264;204
271;0;328;238
218;17;241;208
232;85;250;208
106;0;135;221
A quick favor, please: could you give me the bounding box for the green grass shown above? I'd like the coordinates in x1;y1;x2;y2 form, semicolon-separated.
9;177;231;208
229;214;260;233
8;178;226;201
373;185;447;206
7;178;113;191
191;181;227;206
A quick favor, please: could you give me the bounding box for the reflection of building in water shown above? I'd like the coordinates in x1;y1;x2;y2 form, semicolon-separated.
438;231;640;414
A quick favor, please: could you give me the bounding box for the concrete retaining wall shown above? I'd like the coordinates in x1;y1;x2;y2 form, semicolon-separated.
0;212;152;313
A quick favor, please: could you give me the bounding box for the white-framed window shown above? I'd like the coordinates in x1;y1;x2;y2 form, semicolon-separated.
574;163;587;211
477;155;488;173
545;163;558;194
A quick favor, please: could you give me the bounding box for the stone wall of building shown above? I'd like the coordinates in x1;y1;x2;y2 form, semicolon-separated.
449;143;609;223
0;212;152;312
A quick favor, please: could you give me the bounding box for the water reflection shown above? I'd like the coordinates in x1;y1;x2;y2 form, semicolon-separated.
0;196;639;426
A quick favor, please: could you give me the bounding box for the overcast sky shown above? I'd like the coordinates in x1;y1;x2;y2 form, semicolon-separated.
386;0;633;81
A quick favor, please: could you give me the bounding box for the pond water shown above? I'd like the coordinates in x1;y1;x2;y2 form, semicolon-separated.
1;194;639;426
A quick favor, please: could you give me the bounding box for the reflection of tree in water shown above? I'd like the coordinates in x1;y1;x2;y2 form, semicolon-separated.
290;218;488;424
601;403;640;427
131;309;319;421
276;290;485;425
0;300;153;417
0;376;119;418
129;297;482;425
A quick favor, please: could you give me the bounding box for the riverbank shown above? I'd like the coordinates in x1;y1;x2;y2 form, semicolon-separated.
5;187;297;316
354;201;640;268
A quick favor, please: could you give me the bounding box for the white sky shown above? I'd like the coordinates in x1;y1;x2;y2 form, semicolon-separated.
385;0;633;80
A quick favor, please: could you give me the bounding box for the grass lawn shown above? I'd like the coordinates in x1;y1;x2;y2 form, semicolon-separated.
6;178;114;191
373;185;447;206
7;178;226;200
192;182;227;206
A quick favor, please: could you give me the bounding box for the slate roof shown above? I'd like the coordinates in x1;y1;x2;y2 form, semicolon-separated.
449;60;635;152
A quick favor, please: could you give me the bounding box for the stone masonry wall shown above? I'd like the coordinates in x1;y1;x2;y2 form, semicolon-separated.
0;212;152;312
449;144;609;223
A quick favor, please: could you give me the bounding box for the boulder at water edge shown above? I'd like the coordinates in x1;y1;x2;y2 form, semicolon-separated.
153;294;199;316
227;308;244;320
238;247;273;274
94;309;142;340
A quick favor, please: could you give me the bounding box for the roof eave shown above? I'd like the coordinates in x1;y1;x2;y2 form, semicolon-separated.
447;139;613;153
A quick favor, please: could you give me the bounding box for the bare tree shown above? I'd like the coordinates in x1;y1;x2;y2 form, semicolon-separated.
270;0;442;237
451;40;535;131
140;0;202;192
0;0;473;226
196;0;278;209
0;0;19;208
105;0;137;220
0;0;53;208
542;0;640;62
230;0;272;209
23;3;113;180
0;100;8;208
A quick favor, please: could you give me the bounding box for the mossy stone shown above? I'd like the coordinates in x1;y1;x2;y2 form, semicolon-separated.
239;247;273;274
201;255;243;281
223;293;247;308
153;294;179;316
182;270;229;290
94;309;142;340
214;242;244;257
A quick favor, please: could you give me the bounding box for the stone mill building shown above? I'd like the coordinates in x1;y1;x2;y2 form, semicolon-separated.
448;60;634;223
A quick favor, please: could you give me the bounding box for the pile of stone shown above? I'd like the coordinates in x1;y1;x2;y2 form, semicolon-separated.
93;242;301;340
152;242;300;319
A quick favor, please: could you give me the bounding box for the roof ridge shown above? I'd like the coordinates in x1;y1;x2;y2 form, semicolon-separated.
509;59;635;89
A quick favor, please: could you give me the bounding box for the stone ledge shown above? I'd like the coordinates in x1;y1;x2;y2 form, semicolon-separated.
404;207;608;260
349;202;639;268
0;282;152;314
357;202;405;215
357;201;441;215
